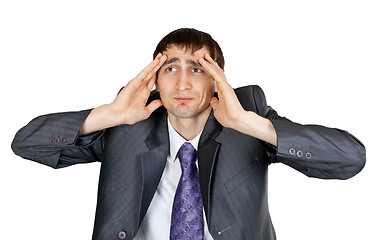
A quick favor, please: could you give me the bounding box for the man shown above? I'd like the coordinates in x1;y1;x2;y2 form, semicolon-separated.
12;28;366;240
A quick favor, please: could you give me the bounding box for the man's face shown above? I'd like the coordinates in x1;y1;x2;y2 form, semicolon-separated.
156;45;215;120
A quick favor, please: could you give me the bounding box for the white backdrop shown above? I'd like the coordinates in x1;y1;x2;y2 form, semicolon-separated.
1;0;377;239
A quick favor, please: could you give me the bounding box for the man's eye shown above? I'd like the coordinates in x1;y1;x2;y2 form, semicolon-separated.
192;68;203;73
166;67;177;72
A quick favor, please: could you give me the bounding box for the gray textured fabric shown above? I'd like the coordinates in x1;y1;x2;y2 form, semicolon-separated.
11;85;366;240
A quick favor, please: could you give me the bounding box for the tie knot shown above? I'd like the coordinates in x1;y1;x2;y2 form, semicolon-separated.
177;142;197;164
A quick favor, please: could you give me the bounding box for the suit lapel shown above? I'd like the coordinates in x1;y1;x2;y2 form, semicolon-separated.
139;111;170;225
137;109;222;226
198;112;222;224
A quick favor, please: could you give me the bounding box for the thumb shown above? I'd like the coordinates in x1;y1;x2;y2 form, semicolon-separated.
210;97;219;110
145;99;163;116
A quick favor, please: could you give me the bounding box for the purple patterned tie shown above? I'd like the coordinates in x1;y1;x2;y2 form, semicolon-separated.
170;142;204;240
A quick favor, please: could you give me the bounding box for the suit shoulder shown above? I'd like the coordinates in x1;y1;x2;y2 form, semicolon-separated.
234;84;266;98
234;85;268;115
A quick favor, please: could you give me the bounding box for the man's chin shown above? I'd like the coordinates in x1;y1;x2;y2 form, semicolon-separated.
167;105;212;120
169;110;197;119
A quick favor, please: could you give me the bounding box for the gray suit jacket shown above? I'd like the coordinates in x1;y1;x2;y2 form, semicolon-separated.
11;85;366;240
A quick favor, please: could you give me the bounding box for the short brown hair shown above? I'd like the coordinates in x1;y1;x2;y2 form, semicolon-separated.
153;28;225;70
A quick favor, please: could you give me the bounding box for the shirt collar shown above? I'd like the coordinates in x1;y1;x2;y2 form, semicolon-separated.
167;118;202;163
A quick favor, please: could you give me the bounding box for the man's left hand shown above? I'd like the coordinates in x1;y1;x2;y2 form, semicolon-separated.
199;54;277;146
199;54;245;129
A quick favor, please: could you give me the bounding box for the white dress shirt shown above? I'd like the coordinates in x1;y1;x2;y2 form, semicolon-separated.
134;118;214;240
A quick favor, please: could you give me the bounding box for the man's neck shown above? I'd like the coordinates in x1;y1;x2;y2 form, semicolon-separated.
167;108;211;141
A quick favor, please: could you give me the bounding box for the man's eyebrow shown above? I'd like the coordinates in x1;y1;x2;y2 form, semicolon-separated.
186;59;202;68
162;57;180;66
162;57;202;68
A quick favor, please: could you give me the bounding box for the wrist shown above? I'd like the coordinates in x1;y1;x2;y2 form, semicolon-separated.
80;104;121;135
237;111;277;146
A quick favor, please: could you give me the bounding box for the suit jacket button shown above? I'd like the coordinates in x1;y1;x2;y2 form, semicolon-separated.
306;152;312;159
118;231;127;239
289;148;296;155
297;150;303;158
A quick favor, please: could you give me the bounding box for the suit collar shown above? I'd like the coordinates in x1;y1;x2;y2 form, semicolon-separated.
145;110;169;150
167;117;202;163
138;108;223;226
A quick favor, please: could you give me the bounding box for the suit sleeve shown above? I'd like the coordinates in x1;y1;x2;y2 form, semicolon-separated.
252;85;366;180
11;110;104;169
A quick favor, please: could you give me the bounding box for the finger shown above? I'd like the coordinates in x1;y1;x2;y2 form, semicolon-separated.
145;99;163;116
135;53;163;82
204;53;220;68
199;57;227;84
146;73;157;90
146;55;167;90
199;54;220;72
143;54;167;82
142;54;162;81
198;58;215;74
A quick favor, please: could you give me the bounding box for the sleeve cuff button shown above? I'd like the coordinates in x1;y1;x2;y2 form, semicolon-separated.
297;150;303;157
118;231;127;239
289;148;296;155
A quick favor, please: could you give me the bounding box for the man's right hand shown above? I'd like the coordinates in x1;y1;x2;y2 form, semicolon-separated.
80;53;167;135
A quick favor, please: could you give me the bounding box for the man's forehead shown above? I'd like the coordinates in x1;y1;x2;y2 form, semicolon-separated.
162;46;208;66
163;45;210;57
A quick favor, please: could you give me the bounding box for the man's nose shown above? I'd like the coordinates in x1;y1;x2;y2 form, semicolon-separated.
176;72;191;91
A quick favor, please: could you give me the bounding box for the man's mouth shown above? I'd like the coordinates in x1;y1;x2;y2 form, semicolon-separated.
174;97;193;103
